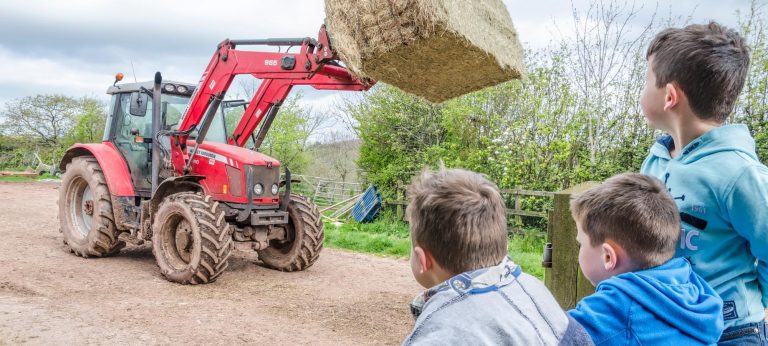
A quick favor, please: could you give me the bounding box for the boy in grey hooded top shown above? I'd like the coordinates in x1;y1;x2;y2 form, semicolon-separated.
402;168;592;345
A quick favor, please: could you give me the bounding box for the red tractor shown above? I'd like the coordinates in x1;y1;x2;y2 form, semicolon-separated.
58;26;374;284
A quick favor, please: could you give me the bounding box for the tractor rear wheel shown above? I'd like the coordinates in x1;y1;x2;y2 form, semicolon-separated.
152;192;233;284
59;156;124;257
257;193;324;271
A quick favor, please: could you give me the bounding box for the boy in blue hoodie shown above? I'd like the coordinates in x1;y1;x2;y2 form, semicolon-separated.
568;173;724;345
639;22;768;345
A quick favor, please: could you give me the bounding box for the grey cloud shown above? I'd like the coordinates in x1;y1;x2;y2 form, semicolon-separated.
0;0;757;110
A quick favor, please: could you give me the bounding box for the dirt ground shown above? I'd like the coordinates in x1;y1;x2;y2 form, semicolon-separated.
0;182;421;345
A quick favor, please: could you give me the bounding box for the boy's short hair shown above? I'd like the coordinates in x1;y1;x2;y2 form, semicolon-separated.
647;21;750;123
407;168;507;274
570;173;680;269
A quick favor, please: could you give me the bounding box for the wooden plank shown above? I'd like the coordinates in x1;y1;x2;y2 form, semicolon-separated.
396;186;405;221
514;186;522;226
499;189;554;197
507;209;548;218
389;205;548;218
319;193;364;213
312;180;323;203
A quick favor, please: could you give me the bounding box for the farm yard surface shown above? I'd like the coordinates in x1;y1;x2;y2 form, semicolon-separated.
0;182;421;345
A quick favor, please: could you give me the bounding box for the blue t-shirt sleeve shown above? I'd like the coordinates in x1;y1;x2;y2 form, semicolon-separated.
724;164;768;307
568;286;629;345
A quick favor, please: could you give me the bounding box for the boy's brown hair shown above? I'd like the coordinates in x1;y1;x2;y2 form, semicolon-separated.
570;173;680;269
406;168;507;274
647;21;750;123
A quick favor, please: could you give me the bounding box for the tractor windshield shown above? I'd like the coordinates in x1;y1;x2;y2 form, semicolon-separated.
164;95;228;144
161;94;192;129
197;101;251;146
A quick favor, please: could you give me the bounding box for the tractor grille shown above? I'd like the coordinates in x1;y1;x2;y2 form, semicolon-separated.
245;164;280;200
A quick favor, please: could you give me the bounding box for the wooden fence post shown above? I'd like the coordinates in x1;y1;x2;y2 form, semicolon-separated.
545;181;600;310
513;186;522;229
396;186;404;221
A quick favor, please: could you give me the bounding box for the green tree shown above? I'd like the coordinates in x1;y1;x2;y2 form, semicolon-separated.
67;97;107;145
0;94;80;146
735;0;768;161
340;85;445;199
0;94;106;169
260;95;313;173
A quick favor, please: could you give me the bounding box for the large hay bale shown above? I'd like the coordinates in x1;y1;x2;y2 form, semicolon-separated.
325;0;525;103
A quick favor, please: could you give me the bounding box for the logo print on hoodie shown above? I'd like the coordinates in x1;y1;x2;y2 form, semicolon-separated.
663;173;706;251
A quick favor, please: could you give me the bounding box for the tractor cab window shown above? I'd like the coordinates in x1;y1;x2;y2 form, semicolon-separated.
103;94;117;142
186;102;239;145
202;100;255;148
114;92;191;141
162;95;190;130
113;92;192;194
116;94;151;142
203;108;228;144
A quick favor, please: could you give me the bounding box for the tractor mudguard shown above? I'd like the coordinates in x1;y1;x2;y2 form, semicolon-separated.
149;175;205;216
59;143;135;197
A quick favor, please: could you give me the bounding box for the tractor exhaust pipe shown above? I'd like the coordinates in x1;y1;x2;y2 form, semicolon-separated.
151;72;162;194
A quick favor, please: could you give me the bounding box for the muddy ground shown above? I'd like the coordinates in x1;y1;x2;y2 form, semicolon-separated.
0;182;421;345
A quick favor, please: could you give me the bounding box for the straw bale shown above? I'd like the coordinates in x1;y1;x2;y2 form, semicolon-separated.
325;0;525;102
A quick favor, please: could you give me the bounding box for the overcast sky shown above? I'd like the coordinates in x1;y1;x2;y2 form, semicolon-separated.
0;0;751;120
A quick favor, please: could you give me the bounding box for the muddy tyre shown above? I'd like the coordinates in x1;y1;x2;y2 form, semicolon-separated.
258;193;323;271
152;192;233;284
59;156;124;257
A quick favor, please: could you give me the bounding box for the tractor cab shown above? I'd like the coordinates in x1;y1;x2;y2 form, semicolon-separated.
105;81;252;196
105;81;199;195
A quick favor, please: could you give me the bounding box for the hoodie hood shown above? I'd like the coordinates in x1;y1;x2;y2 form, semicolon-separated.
649;124;758;163
605;258;724;344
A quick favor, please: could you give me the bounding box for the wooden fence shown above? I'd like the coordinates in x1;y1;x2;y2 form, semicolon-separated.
390;186;554;234
500;188;553;233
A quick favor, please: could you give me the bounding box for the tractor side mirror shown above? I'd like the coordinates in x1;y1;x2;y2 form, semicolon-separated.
129;91;148;116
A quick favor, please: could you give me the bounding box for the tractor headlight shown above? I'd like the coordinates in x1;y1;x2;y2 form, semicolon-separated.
163;84;175;92
176;85;188;94
253;183;264;195
271;183;279;195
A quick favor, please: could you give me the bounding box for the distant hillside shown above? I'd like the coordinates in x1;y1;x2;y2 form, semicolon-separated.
304;139;361;182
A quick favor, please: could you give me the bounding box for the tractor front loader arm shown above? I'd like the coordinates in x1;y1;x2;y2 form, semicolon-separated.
169;25;375;176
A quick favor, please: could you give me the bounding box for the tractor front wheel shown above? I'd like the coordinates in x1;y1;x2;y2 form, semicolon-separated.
59;156;124;257
257;193;324;271
152;192;233;284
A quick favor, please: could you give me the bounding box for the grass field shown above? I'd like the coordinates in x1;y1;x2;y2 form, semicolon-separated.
0;173;58;183
323;220;547;280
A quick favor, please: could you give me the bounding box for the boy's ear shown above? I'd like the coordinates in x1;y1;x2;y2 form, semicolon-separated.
664;82;681;111
601;242;619;271
413;246;433;274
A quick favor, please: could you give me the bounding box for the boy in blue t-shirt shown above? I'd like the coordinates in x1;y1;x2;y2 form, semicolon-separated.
639;22;768;344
